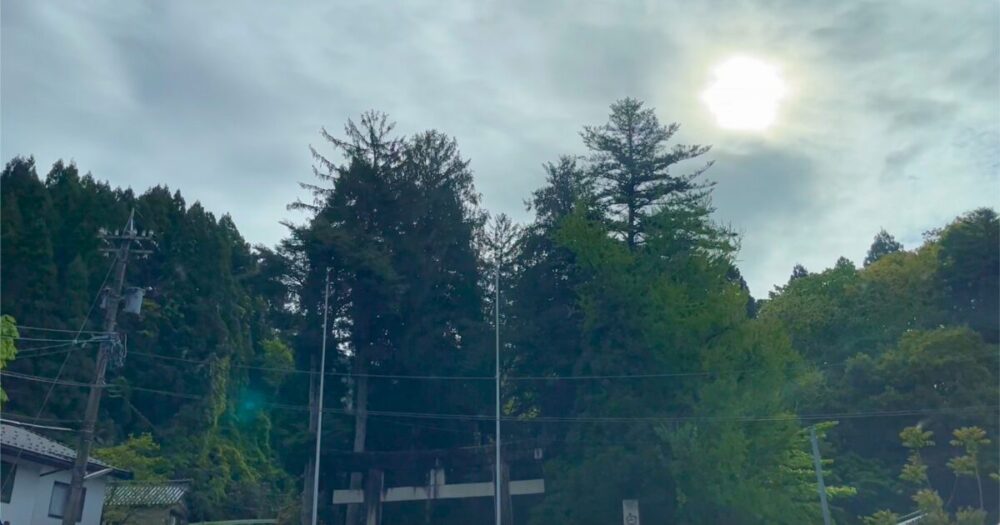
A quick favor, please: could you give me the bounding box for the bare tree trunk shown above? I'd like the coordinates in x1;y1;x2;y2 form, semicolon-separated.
945;476;959;507
344;357;369;525
976;467;984;509
626;197;637;250
302;353;319;525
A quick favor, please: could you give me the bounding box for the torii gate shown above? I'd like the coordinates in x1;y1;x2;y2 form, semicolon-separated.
330;443;546;525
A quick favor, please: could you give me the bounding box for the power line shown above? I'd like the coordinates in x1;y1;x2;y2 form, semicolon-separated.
15;367;994;428
126;349;820;382
369;415;480;435
0;418;75;432
1;370;105;388
19;342;844;381
508;353;1000;381
8;341;997;427
2;335;106;359
3;415;77;433
0;414;83;423
121;348;999;383
1;335;110;343
12;341;80;353
11;345;997;427
501;405;999;424
125;352;211;365
12;336;109;355
73;379;998;425
127;350;495;381
14;325;112;335
332;405;999;424
119;396;162;438
123;385;202;400
11;347;80;359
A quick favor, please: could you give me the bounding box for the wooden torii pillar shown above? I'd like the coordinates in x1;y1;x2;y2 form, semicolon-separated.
331;443;545;525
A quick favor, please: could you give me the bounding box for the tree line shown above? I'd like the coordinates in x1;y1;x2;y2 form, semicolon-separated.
1;98;996;524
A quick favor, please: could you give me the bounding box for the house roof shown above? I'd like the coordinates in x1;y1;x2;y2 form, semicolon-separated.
105;480;190;507
0;422;130;477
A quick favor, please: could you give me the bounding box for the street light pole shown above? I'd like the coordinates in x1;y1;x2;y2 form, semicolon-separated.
494;254;502;525
311;268;331;525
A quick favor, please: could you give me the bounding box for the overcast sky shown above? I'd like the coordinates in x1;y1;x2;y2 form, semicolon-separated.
3;0;997;297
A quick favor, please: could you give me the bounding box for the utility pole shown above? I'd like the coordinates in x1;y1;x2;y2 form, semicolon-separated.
494;251;502;525
63;210;154;525
809;426;833;525
311;268;331;525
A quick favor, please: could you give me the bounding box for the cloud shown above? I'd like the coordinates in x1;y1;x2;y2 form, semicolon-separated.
2;0;996;296
708;147;818;296
866;95;959;134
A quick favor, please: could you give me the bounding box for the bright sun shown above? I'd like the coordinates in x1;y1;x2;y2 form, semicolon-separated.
701;56;787;131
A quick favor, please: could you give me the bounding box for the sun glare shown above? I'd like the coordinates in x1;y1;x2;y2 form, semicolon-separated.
701;56;787;131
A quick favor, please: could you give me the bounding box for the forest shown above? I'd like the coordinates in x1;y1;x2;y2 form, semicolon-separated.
1;98;997;525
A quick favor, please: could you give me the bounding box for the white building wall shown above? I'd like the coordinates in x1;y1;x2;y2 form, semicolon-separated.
0;458;109;525
0;458;41;524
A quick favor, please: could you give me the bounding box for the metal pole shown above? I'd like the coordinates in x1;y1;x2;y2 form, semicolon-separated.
311;268;331;525
494;254;501;525
810;426;832;525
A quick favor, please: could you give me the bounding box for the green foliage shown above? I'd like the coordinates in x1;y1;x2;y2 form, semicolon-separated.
790;263;810;281
0;158;292;521
529;195;826;523
863;510;900;525
955;507;987;525
935;208;999;342
663;326;857;522
94;433;170;481
257;337;294;390
864;229;904;267
581;98;713;249
948;456;976;482
947;455;977;477
3;105;997;525
901;455;930;486
0;315;17;402
901;426;935;449
763;213;999;521
888;424;997;523
293;112;488;459
913;489;950;525
950;427;990;456
948;426;990;509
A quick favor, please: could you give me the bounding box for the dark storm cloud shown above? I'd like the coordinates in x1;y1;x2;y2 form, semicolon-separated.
2;0;996;297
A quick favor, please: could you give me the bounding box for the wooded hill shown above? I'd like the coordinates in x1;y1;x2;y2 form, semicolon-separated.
2;99;996;524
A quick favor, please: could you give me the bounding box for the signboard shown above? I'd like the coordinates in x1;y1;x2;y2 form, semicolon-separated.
622;499;640;525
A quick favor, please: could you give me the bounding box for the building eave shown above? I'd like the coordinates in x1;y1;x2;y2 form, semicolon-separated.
3;445;132;479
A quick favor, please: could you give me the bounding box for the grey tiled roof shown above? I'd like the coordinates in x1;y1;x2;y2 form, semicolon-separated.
0;423;114;470
0;423;131;479
105;480;189;507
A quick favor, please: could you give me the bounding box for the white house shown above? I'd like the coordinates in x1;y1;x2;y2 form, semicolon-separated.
0;422;130;525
